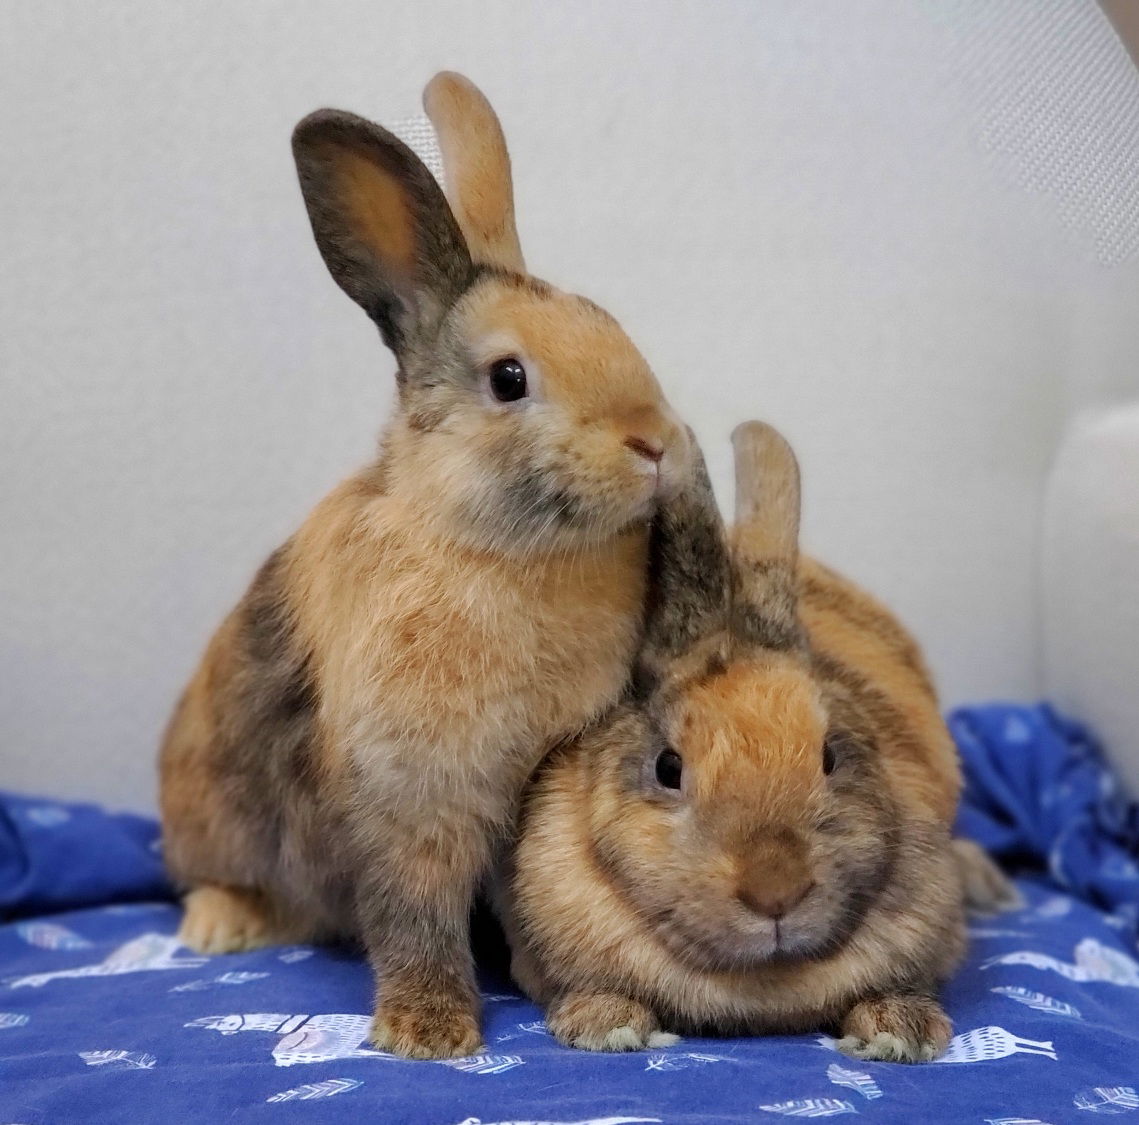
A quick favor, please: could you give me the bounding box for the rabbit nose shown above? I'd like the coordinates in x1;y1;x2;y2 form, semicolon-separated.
738;878;815;921
737;831;814;920
624;436;664;463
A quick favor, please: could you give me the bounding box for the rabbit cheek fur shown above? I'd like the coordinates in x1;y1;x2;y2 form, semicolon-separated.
499;426;967;1061
160;74;687;1061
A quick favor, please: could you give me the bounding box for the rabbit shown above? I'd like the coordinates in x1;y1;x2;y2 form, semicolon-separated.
494;421;986;1062
158;71;689;1060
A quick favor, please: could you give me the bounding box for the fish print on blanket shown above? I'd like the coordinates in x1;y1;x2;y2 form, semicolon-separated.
0;1014;29;1029
1074;1087;1139;1113
1032;896;1074;919
758;1099;856;1117
21;804;71;828
15;922;92;950
453;1118;661;1125
985;1118;1055;1124
439;1055;525;1075
826;1063;883;1099
276;949;314;964
79;1050;157;1069
6;934;206;988
935;1026;1058;1063
991;987;1082;1018
169;971;269;992
265;1078;362;1102
816;1025;1057;1063
185;1013;391;1067
982;938;1139;986
644;1052;733;1072
496;1021;553;1043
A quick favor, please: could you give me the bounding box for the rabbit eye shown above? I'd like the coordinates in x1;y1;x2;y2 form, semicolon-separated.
488;357;528;402
654;748;683;790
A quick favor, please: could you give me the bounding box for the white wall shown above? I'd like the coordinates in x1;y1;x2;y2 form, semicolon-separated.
3;1;1138;811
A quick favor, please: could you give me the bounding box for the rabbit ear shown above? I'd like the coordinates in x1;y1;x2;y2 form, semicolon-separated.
729;421;806;651
422;72;525;272
292;108;476;359
639;442;732;673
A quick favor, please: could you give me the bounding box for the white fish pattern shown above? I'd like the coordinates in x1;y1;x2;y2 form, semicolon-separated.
0;1013;29;1029
185;1012;393;1067
266;1078;362;1102
1033;896;1074;919
935;1026;1058;1063
7;933;206;989
277;949;314;964
817;1024;1057;1063
645;1052;732;1072
79;1050;157;1069
759;1099;856;1118
454;1118;660;1125
986;1119;1055;1124
22;805;71;827
170;971;269;992
991;986;1082;1018
1074;1086;1139;1113
982;938;1139;986
1002;715;1033;744
439;1054;524;1075
826;1062;883;1099
15;922;92;950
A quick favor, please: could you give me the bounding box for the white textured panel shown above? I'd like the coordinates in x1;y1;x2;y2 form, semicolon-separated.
388;113;444;187
945;0;1139;265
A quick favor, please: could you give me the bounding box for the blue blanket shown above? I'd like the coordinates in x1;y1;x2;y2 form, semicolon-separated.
2;703;1137;1124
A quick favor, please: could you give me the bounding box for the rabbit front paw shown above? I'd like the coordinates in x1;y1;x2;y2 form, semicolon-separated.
547;991;677;1052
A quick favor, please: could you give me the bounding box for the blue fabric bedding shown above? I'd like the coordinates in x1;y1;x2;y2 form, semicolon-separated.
2;703;1137;1124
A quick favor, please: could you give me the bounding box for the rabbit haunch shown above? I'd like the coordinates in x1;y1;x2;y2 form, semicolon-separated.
159;72;687;1061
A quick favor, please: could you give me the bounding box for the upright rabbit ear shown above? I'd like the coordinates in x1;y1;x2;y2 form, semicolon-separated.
639;441;732;677
292;109;476;359
730;421;806;651
422;72;525;272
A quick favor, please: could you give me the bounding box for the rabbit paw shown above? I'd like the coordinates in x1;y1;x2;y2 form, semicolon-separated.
370;992;483;1060
178;885;279;954
837;994;952;1063
547;991;677;1052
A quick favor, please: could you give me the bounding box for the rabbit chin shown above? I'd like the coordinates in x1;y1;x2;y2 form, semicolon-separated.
656;897;856;973
450;468;659;556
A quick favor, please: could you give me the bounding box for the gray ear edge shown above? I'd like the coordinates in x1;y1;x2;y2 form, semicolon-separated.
639;444;732;666
292;108;476;356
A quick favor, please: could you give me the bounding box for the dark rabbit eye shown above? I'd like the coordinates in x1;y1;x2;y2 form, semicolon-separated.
488;357;527;402
822;738;839;775
655;748;683;790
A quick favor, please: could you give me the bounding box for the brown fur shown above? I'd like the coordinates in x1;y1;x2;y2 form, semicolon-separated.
495;422;989;1062
159;73;688;1060
424;71;526;272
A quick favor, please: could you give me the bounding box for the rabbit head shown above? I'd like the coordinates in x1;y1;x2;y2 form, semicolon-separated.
554;424;929;971
291;73;688;556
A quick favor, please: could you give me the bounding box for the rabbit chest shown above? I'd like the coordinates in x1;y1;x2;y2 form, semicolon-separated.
293;488;650;802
